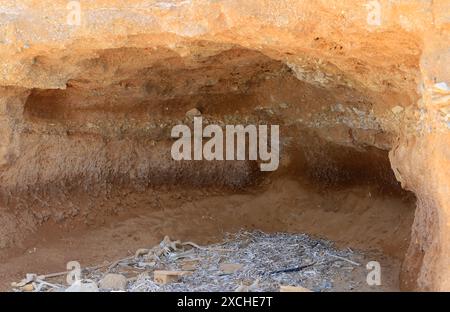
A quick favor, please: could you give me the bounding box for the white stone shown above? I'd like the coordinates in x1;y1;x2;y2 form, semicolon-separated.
65;280;99;292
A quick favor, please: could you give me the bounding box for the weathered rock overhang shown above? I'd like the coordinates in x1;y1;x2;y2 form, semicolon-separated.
0;0;449;291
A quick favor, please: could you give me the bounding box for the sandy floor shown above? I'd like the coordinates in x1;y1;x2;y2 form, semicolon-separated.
0;177;415;291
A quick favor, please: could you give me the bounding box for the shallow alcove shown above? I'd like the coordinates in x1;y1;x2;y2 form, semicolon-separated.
1;46;418;291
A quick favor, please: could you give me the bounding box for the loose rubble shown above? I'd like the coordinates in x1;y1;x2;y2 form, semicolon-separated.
11;231;377;292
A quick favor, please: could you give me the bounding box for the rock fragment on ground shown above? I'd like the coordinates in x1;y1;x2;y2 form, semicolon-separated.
99;273;128;291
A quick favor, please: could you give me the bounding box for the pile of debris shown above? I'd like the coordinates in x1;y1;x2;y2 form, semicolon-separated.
12;231;367;292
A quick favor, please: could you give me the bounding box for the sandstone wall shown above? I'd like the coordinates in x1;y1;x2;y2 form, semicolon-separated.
0;0;448;290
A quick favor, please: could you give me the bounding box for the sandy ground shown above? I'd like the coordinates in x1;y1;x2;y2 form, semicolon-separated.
0;177;415;291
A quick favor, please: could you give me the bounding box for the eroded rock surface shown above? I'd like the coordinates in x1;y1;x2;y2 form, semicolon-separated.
0;0;448;290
